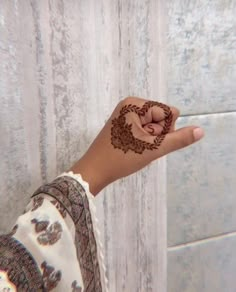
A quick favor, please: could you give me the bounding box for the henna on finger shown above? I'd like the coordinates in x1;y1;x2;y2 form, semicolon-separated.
146;125;155;135
111;101;173;154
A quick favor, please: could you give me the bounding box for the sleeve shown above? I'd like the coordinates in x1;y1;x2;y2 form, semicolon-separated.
0;172;108;292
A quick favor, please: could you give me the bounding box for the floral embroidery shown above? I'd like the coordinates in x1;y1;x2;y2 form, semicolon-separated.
31;196;44;211
32;176;103;291
0;270;16;291
0;175;105;291
31;218;49;232
41;261;61;291
50;199;67;218
71;280;82;292
31;219;62;245
0;235;43;290
9;225;18;236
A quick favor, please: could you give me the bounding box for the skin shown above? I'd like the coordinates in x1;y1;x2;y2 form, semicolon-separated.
70;97;204;195
110;101;173;154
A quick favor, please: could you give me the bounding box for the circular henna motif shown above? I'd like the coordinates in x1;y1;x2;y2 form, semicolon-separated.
111;101;173;154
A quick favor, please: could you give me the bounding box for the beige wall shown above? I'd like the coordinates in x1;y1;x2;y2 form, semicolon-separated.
0;1;167;291
1;1;235;291
166;0;236;291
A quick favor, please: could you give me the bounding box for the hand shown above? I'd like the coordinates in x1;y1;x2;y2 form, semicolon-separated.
71;97;204;195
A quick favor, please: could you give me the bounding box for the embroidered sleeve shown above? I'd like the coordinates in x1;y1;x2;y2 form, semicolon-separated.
0;173;108;292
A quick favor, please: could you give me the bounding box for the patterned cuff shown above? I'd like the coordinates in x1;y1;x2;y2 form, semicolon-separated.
32;173;108;292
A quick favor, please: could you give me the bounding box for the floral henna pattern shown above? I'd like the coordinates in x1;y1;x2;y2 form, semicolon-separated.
147;124;155;135
111;101;173;154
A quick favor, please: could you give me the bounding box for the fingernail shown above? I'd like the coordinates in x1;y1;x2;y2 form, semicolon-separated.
193;128;205;141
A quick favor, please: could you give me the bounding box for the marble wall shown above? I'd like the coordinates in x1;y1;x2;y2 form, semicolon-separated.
0;1;167;291
1;0;235;291
166;0;236;291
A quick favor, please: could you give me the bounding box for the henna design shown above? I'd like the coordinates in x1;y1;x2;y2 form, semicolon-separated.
111;101;173;154
147;124;155;135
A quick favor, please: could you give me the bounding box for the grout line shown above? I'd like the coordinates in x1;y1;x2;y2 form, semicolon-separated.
168;230;236;251
180;110;236;118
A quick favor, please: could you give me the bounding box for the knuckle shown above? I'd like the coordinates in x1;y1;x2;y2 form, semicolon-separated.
171;107;180;118
123;96;134;104
118;97;131;107
116;97;134;113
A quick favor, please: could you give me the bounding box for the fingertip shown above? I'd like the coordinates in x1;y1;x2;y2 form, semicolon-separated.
160;125;204;155
193;127;205;141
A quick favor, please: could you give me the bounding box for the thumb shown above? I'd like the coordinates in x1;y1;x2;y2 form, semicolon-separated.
159;126;205;155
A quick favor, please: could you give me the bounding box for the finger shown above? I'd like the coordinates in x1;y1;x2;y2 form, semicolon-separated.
169;107;180;132
170;106;180;119
143;123;163;136
143;126;204;161
140;101;174;125
159;126;205;156
124;97;179;128
140;105;166;125
151;105;179;121
141;106;180;137
152;109;178;133
148;105;179;134
122;97;167;125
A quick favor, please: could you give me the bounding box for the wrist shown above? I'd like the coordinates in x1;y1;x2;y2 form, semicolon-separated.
70;155;108;196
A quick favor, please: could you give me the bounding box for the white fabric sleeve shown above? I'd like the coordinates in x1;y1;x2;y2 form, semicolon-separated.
0;172;108;292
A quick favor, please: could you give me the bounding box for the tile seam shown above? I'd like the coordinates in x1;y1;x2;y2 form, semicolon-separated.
180;110;236;117
168;230;236;251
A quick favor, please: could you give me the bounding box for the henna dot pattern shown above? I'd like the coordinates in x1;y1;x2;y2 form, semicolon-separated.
111;101;173;154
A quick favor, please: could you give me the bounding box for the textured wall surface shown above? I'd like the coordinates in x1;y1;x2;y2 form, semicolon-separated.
0;1;167;291
1;0;236;291
166;0;236;115
166;0;236;291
